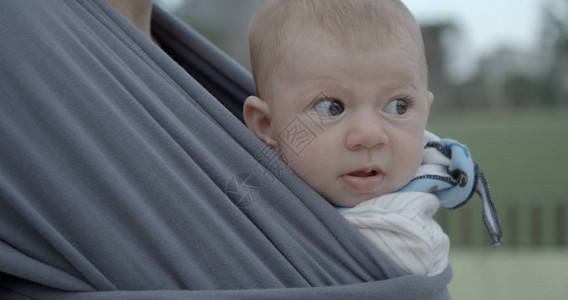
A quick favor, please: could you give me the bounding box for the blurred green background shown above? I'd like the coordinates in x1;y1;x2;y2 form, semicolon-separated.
427;109;568;299
428;108;567;203
157;0;568;298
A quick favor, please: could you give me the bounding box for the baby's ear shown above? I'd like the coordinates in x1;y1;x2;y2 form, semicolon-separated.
427;91;434;109
243;96;276;146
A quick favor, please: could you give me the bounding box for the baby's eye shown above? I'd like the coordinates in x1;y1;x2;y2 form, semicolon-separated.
383;98;409;115
313;99;344;116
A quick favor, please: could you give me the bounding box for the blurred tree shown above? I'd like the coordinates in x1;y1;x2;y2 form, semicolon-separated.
504;75;542;107
541;0;568;54
541;0;568;105
421;23;461;111
456;73;490;108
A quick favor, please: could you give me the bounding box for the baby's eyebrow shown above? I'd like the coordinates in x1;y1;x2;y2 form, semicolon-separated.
298;84;341;100
381;80;420;94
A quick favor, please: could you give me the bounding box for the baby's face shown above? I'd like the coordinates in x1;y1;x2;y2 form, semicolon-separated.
267;36;432;207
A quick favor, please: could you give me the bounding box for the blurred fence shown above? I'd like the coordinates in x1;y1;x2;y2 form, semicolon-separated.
436;200;567;248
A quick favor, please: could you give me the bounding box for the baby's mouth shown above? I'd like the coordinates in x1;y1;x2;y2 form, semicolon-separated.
348;170;378;177
341;169;384;192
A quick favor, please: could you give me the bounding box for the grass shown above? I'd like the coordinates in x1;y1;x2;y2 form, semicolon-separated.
449;248;568;300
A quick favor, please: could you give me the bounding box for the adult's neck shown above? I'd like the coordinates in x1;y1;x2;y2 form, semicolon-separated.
107;0;157;43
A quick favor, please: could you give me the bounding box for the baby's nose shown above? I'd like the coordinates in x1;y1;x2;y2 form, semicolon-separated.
345;114;389;150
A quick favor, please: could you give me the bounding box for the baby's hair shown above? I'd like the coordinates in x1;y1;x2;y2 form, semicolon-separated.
249;0;427;99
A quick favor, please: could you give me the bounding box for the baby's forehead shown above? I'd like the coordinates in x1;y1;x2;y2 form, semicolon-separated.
278;29;428;81
284;24;421;55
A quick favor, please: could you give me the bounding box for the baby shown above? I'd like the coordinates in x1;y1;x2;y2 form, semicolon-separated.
244;0;448;276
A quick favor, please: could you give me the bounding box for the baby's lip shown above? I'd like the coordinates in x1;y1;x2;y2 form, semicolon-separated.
347;169;379;177
340;167;385;193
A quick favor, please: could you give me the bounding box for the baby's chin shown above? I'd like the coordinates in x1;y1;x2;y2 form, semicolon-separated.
326;191;388;208
325;180;413;207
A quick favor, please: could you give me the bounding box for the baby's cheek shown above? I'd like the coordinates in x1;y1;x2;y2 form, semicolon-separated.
287;145;330;181
408;142;424;176
282;147;310;174
396;139;423;184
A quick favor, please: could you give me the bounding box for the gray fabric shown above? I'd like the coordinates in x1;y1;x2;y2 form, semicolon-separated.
0;1;452;299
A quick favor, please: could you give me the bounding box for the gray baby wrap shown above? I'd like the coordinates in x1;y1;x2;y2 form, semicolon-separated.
0;1;452;299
